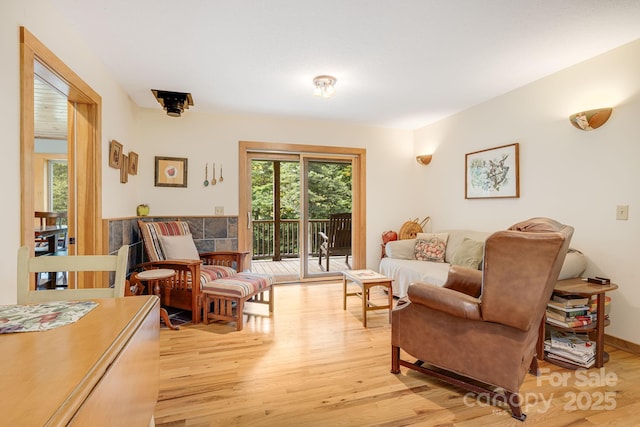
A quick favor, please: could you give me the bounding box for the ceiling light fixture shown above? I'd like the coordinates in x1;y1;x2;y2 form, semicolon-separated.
151;89;194;117
569;108;612;131
313;75;337;98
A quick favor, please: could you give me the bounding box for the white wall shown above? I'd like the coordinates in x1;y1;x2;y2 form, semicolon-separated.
0;0;137;304
413;39;640;344
128;109;414;268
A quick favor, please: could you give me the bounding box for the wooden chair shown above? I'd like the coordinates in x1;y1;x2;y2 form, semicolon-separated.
318;213;352;271
17;245;128;304
137;220;249;324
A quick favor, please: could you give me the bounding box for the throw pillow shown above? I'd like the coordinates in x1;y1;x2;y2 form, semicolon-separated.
450;238;484;269
158;234;200;260
414;233;449;262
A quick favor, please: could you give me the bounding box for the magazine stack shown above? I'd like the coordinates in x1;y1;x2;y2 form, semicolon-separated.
544;328;596;368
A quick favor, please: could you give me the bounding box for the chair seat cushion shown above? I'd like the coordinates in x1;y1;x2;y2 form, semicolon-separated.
202;273;274;298
200;265;237;286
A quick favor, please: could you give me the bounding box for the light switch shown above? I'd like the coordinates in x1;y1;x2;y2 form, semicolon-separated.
616;205;629;220
215;206;225;215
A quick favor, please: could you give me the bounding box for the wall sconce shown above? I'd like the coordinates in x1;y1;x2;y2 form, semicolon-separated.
569;108;612;131
313;75;337;98
416;154;432;165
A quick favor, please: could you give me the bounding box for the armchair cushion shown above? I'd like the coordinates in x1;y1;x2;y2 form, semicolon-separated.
443;265;483;297
200;265;238;286
159;234;200;260
202;272;273;298
139;220;191;262
408;282;481;320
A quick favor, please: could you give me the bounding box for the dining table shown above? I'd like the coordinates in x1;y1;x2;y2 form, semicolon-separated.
34;225;68;287
34;225;68;255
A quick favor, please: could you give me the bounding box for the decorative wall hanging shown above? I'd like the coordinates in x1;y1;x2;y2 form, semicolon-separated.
120;155;129;183
155;156;188;187
109;140;123;169
465;143;519;199
128;151;139;175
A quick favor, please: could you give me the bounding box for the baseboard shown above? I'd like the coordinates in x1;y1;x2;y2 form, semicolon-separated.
605;334;640;355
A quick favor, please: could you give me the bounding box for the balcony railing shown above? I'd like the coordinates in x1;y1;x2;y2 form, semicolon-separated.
252;219;329;260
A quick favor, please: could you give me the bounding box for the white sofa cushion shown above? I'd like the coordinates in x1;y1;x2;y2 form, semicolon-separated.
385;238;416;259
379;257;451;298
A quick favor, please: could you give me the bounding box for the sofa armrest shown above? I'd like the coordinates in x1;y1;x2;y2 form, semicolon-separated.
443;265;483;297
408;282;482;320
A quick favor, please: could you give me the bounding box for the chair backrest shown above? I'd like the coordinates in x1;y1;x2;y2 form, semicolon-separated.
138;220;192;262
480;217;573;331
326;213;352;250
17;246;129;304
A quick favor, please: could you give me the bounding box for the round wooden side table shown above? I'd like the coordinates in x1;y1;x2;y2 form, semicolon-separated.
130;269;180;330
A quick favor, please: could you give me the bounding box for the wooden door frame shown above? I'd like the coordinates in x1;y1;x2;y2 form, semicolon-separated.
239;141;366;279
20;27;103;285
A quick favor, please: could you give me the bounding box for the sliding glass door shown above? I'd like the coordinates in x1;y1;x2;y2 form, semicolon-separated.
240;142;365;283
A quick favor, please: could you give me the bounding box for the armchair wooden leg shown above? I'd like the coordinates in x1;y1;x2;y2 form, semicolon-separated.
391;345;400;374
529;356;539;375
505;391;526;421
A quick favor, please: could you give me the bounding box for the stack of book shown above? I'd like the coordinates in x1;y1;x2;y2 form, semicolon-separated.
588;295;612;322
546;297;592;328
544;328;596;368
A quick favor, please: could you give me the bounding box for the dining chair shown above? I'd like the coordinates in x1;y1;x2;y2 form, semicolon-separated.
17;245;129;304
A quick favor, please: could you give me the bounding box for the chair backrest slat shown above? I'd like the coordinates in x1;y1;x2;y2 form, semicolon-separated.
17;246;129;304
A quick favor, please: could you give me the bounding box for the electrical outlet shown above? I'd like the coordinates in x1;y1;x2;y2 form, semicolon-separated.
215;206;224;216
616;205;629;220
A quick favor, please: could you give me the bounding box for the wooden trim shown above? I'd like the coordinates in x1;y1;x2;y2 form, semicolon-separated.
605;334;640;356
21;27;103;289
239;140;366;278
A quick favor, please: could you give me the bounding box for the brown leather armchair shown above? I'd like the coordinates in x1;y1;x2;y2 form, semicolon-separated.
391;217;573;421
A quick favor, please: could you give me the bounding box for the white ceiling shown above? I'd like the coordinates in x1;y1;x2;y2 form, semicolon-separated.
50;0;640;130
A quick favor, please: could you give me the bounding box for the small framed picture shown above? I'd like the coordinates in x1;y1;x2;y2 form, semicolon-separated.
109;140;123;169
128;151;139;175
120;154;129;183
465;143;519;199
155;156;188;187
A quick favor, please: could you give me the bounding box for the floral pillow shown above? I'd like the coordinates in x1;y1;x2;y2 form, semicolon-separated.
414;233;449;262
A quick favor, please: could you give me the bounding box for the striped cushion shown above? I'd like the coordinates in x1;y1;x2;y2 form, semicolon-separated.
139;220;191;262
200;265;237;286
202;273;274;298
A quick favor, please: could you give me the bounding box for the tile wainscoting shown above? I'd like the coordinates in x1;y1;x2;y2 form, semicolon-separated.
104;216;239;276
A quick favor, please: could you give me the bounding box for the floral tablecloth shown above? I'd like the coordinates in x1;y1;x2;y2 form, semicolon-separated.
0;301;98;334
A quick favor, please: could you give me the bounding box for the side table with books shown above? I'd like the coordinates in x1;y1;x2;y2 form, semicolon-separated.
537;278;618;369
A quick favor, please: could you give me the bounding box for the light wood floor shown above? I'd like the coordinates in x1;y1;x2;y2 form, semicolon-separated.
156;282;640;426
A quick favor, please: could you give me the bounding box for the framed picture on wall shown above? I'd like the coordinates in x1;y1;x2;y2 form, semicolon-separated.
465;143;519;199
109;140;123;169
155;156;188;187
120;155;129;183
128;151;139;175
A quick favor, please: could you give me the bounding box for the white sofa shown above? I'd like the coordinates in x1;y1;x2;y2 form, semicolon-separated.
379;229;587;298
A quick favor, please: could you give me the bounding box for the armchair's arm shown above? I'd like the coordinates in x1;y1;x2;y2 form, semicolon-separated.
137;259;201;270
408;282;482;320
443;265;483;298
199;251;249;272
318;231;328;241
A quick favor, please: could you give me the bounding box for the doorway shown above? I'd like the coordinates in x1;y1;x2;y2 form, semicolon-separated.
20;27;104;288
239;141;366;282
